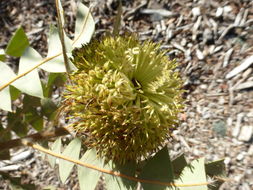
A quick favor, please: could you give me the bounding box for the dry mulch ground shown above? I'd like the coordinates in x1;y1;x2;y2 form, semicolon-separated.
0;0;253;189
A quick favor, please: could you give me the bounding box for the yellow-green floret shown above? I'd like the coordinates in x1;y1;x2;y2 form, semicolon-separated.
64;35;183;164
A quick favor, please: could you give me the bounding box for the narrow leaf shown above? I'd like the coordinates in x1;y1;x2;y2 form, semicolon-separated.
41;98;58;120
48;138;62;167
0;61;16;111
59;138;81;183
39;26;74;73
12;47;44;98
23;95;41;112
7;109;28;137
205;159;226;177
0;86;12;112
5;27;29;57
12;122;28;137
47;73;66;87
173;158;207;190
0;61;17;81
0;49;5;61
73;3;95;48
139;147;174;190
40;54;75;73
104;161;137;190
9;86;21;101
24;108;43;131
44;73;66;97
78;149;103;190
205;160;226;190
171;154;187;177
48;26;72;55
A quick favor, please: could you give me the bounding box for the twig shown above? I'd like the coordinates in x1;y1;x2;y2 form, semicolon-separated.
0;53;61;92
0;6;92;92
0;127;69;152
22;141;226;187
55;0;71;74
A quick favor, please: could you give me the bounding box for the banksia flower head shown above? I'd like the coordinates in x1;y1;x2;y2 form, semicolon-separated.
64;35;183;164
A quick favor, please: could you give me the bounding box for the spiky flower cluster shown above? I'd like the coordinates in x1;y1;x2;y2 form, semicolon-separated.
64;35;183;164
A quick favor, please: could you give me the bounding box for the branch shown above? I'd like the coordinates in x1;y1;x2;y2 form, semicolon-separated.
23;141;224;187
55;0;71;73
0;127;69;152
0;53;61;92
0;5;92;92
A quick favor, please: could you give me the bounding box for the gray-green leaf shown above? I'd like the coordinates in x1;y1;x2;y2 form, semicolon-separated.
48;138;62;168
0;61;16;111
12;47;43;98
73;3;95;48
39;26;74;73
59;138;81;183
172;158;207;190
78;149;103;190
0;86;12;112
104;161;137;190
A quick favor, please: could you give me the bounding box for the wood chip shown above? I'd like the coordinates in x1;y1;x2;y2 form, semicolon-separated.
192;16;202;41
218;25;235;42
226;55;253;79
10;150;33;163
0;164;21;171
223;48;234;67
179;135;191;151
240;9;249;26
216;7;223;17
192;7;201;17
234;81;253;91
140;9;178;18
196;48;204;60
213;45;223;54
171;42;186;52
234;8;244;26
232;68;253;89
232;113;244;137
124;1;147;19
238;126;253;142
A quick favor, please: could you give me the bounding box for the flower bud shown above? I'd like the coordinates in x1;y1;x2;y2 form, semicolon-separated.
63;35;183;164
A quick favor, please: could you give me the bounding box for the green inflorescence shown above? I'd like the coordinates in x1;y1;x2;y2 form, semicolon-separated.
63;35;183;164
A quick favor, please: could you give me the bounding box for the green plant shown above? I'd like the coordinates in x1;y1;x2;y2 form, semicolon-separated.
63;35;183;164
0;0;226;189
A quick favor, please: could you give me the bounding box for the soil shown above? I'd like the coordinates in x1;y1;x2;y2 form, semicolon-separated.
0;0;253;189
